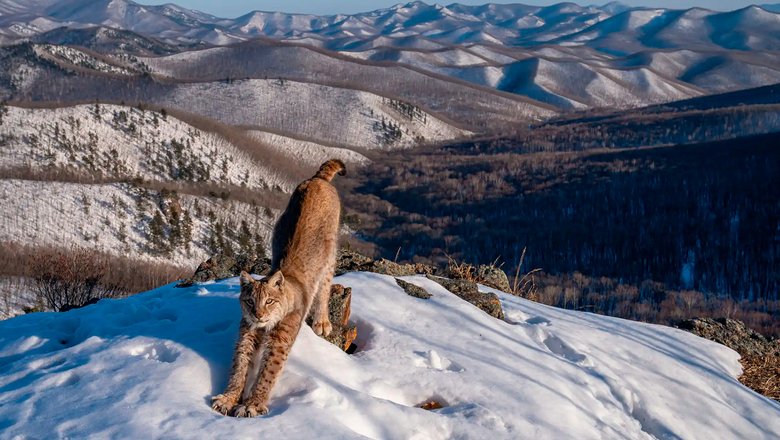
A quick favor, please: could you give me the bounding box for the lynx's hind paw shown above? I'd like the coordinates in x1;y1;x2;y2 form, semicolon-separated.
313;319;333;336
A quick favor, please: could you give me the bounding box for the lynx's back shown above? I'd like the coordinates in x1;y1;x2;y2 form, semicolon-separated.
271;159;345;286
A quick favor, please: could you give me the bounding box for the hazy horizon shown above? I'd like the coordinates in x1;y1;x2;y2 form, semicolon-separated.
138;0;773;18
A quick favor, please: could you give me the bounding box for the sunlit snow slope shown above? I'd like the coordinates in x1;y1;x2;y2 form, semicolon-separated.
0;272;778;438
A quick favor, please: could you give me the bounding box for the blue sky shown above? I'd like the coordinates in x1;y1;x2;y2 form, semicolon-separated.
140;1;768;17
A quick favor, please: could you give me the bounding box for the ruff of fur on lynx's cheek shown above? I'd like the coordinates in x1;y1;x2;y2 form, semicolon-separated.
211;160;345;417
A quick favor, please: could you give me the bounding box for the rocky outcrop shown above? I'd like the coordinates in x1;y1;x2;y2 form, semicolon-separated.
425;275;504;320
678;317;779;401
395;278;432;299
417;400;445;410
176;254;271;287
677;318;779;357
336;249;437;277
475;265;511;292
335;249;374;276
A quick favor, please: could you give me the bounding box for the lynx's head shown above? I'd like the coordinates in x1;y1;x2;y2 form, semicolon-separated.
239;271;287;329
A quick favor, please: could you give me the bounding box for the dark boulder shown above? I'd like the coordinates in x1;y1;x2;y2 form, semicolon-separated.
476;265;511;293
677;318;779;357
336;249;437;277
425;275;504;320
177;254;271;287
395;278;432;299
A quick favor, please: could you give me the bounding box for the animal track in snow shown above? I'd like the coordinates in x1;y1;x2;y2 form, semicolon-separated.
439;403;509;434
413;350;464;372
525;316;551;326
28;357;66;371
542;335;588;364
54;372;80;387
128;342;180;363
153;309;178;322
523;324;590;366
204;320;232;334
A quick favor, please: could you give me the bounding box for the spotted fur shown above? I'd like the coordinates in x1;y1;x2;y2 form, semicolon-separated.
212;159;344;417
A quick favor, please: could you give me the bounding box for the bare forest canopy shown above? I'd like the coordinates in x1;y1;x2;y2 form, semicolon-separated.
343;130;780;334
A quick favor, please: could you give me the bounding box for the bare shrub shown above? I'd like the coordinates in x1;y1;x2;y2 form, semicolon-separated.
1;242;189;312
28;246;123;311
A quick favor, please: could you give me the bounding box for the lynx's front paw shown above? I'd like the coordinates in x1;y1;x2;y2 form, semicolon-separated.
211;394;238;415
313;318;333;336
232;403;269;418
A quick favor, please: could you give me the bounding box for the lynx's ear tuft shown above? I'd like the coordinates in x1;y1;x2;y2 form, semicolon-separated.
267;271;285;288
240;271;255;286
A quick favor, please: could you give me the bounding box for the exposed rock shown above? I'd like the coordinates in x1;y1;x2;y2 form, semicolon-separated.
336;249;437;277
417;400;445;410
425;275;504;320
177;254;271;287
395;278;432;299
677;318;779;357
678;317;780;402
309;284;357;352
335;249;374;276
236;254;272;278
369;259;418;276
476;265;511;292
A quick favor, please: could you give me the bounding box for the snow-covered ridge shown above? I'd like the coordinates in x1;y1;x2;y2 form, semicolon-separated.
0;272;777;438
33;44;138;75
0;179;275;268
0;104;290;191
4;1;780;119
248;131;369;167
2;0;780;52
142;79;469;149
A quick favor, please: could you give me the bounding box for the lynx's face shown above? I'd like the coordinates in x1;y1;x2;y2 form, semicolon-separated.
239;271;286;329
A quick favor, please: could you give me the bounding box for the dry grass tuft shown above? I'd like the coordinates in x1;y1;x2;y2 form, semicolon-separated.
739;354;780;402
510;247;542;300
445;254;479;283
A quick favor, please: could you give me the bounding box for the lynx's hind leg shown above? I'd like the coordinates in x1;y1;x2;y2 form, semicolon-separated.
312;269;333;337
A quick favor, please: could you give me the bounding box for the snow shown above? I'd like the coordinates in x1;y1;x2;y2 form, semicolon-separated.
0;276;33;320
34;44;136;75
0;272;777;438
247;131;369;167
153;79;467;149
0;104;290;191
0;179;275;267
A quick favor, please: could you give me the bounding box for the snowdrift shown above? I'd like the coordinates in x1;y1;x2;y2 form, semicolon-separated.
0;272;778;438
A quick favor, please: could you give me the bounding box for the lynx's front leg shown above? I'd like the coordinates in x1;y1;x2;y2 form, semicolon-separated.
232;312;303;417
312;269;333;336
211;324;263;415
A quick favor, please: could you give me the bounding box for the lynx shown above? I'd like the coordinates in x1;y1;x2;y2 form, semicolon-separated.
211;159;346;417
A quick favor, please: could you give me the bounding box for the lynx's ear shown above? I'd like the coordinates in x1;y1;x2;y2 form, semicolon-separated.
267;271;285;288
239;271;255;286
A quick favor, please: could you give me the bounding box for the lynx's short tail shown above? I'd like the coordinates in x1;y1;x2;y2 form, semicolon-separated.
314;159;347;182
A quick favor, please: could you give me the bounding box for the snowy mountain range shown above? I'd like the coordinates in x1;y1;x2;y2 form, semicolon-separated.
2;0;779;52
2;1;780;112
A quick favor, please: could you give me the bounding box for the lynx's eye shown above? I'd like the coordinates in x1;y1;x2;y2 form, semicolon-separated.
265;298;275;305
245;298;255;309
